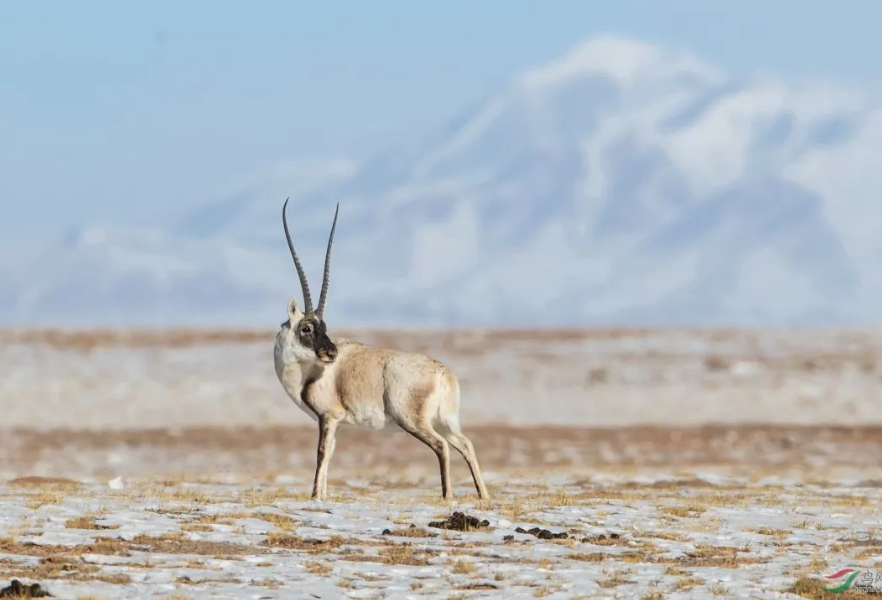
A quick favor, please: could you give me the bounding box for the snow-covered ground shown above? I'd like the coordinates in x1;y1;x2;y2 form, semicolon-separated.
1;467;879;599
2;327;881;598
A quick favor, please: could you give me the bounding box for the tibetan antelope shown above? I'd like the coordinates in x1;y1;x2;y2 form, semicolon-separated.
273;199;489;501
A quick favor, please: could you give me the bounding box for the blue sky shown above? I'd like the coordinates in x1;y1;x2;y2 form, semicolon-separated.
2;1;880;239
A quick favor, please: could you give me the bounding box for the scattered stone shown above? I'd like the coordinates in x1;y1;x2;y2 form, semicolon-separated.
381;528;392;535
428;512;490;532
0;580;52;597
503;535;514;541
514;526;568;540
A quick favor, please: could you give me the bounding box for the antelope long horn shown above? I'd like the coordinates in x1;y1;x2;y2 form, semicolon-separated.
282;197;314;314
316;203;339;319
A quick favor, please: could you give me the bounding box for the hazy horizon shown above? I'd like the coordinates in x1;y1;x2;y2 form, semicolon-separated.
3;3;882;327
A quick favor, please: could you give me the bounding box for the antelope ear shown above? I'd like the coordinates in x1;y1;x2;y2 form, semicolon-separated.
287;297;303;321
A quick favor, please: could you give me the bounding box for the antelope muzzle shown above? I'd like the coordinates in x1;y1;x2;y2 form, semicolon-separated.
315;334;338;364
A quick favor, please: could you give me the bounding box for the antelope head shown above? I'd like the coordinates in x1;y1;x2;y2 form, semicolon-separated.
278;198;339;366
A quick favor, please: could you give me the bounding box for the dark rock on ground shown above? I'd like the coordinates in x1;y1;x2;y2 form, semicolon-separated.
0;580;52;598
515;526;568;540
428;512;490;532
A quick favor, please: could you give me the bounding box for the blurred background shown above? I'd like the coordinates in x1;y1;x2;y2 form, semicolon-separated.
3;1;882;328
2;2;882;475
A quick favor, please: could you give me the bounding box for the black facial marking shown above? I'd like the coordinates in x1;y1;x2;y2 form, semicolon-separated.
297;318;337;363
295;317;337;363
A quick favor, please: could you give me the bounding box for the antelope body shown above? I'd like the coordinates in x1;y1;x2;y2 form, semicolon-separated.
273;200;489;501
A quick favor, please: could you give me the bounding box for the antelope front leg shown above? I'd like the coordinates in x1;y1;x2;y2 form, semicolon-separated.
320;420;339;499
312;417;339;501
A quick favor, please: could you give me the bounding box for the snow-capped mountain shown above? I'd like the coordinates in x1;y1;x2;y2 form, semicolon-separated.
5;36;882;326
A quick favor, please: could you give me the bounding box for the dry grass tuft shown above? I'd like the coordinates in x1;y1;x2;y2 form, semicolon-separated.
240;488;310;506
591;535;633;547
304;561;333;575
451;559;476;575
65;516;118;530
569;552;612;563
598;569;632;588
659;505;706;518
158;487;220;505
180;523;215;533
665;544;763;568
527;490;579;507
264;533;346;553
377;544;431;566
0;554;134;585
96;573;133;584
383;526;436;538
751;527;790;537
0;555;98;581
256;512;299;530
126;533;256;557
790;577;868;599
25;490;65;509
193;511;252;525
674;576;703;590
649;530;684;541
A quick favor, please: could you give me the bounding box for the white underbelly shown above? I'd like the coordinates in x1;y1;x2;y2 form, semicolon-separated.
342;408;402;432
340;420;404;433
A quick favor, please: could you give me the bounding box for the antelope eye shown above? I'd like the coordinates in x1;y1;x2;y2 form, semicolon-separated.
300;324;313;335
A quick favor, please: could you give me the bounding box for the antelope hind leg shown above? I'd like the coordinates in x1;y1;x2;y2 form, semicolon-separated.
439;426;490;500
400;423;452;499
